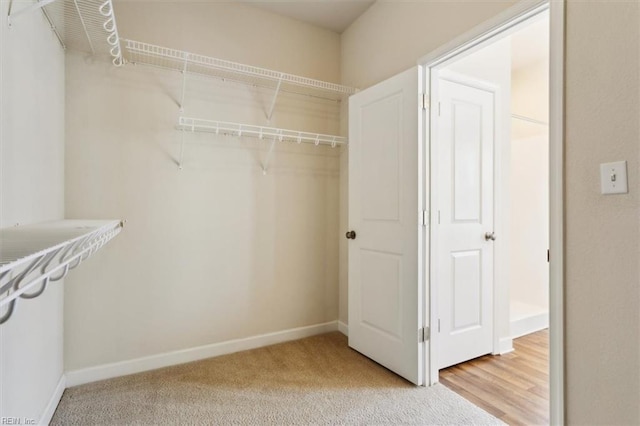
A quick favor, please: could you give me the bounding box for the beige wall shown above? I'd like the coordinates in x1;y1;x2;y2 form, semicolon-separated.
64;3;342;370
341;0;640;423
0;2;65;422
564;1;640;424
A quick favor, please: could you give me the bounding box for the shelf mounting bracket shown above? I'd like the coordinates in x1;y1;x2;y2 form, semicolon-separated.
179;54;189;113
7;0;58;26
261;131;281;175
178;128;186;170
266;74;283;122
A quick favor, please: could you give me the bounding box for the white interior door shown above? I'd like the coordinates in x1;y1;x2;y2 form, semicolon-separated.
348;67;424;385
435;77;495;369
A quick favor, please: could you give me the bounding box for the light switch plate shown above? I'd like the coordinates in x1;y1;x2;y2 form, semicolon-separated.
600;161;628;195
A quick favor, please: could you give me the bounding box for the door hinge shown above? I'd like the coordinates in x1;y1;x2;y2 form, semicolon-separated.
421;210;429;226
419;327;430;343
547;249;550;263
438;319;441;333
438;101;441;116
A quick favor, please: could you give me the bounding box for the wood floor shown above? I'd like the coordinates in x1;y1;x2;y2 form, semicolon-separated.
440;329;549;426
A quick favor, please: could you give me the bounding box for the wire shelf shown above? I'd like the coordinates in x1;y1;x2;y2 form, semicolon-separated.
9;0;124;66
178;116;347;147
124;40;358;101
0;220;124;324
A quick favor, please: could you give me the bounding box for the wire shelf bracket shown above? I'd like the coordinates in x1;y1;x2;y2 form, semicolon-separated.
7;0;124;66
179;55;189;112
266;75;284;122
261;136;278;174
177;116;346;174
7;0;57;25
0;220;124;324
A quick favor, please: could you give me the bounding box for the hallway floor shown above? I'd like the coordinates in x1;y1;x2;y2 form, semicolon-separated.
440;329;549;425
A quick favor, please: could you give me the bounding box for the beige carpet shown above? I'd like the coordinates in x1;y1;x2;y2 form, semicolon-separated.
52;332;504;425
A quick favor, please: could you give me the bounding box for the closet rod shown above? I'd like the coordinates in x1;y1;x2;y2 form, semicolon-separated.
512;114;548;126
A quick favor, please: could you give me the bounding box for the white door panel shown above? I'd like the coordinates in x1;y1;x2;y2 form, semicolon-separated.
348;67;424;385
437;78;495;369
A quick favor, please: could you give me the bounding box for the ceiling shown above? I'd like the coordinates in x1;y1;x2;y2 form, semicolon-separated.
246;0;375;33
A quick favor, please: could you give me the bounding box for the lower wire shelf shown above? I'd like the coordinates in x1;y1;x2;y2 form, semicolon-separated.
176;116;347;172
177;117;347;147
0;220;124;324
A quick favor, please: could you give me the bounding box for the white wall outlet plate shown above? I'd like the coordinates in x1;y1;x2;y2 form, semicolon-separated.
600;161;628;195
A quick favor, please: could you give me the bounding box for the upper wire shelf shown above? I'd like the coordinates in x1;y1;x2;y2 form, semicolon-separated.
123;40;358;102
8;0;124;66
0;220;124;324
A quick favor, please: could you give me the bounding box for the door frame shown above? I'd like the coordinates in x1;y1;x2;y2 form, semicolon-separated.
418;0;565;424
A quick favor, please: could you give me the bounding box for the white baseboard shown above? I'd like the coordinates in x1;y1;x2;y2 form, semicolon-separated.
66;321;338;387
39;374;65;426
338;320;348;336
511;311;549;339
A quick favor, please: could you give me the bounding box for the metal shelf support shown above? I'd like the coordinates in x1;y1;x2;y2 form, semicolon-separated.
261;131;281;175
266;75;283;122
179;54;189;113
178;127;187;170
7;0;58;26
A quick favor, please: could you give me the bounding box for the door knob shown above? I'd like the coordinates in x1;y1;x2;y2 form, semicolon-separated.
484;232;496;241
346;230;357;240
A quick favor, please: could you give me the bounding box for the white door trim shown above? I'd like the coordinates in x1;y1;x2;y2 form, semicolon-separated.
419;1;564;424
548;1;565;425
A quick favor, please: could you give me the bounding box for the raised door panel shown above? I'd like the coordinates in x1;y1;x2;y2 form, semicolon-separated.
348;67;423;385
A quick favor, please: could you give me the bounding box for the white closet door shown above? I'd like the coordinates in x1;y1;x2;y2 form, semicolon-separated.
347;67;424;385
436;78;495;369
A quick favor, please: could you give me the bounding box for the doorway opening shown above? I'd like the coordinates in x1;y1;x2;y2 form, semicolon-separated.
433;10;550;364
424;3;560;424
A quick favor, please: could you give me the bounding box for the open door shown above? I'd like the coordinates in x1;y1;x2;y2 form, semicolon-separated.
434;76;496;369
347;67;425;385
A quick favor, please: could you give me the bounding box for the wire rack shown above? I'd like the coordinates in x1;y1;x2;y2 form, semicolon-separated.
0;220;124;324
9;0;124;66
178;116;347;147
124;40;358;101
